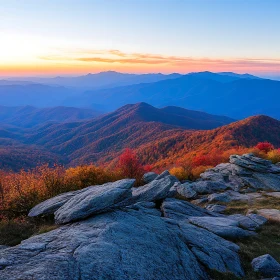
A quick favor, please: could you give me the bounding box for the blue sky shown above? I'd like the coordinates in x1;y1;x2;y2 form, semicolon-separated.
0;0;279;76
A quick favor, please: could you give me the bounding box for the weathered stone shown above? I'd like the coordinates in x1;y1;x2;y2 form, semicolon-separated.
189;216;256;239
0;208;209;280
252;173;280;191
29;190;82;217
161;198;219;221
190;181;228;194
142;172;158;183
176;183;197;199
129;176;176;203
198;154;280;193
228;214;264;231
170;220;244;277
55;179;135;224
208;192;231;203
230;154;280;174
154;170;170;180
251;254;280;277
206;204;227;213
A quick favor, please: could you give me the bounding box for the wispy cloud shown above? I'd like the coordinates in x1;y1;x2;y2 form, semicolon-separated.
38;49;280;72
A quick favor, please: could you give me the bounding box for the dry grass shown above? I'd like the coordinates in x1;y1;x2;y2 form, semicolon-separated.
223;196;280;215
0;217;57;246
218;195;280;279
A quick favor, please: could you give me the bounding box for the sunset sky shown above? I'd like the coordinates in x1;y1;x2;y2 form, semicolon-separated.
1;0;280;77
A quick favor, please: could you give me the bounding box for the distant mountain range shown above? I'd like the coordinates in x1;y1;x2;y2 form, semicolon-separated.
1;71;279;119
0;102;279;171
6;71;181;90
70;72;279;119
0;106;101;128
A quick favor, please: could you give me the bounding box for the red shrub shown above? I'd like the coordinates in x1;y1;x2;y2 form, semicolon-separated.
118;148;144;181
255;142;274;153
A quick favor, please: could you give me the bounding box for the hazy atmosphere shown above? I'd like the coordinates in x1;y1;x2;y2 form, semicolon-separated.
0;1;280;280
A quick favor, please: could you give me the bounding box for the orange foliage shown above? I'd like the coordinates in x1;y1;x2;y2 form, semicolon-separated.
0;164;121;219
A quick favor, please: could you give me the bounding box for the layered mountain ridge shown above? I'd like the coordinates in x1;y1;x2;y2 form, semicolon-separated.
0;102;279;171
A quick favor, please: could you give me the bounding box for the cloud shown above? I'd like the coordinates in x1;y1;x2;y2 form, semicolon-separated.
38;49;280;70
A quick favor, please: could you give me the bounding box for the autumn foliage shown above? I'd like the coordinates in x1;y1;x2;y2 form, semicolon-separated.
117;148;146;183
255;142;275;153
0;143;280;222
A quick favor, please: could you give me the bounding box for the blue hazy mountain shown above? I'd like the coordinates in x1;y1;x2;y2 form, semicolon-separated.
0;105;101;128
7;71;182;90
1;71;278;119
65;72;279;119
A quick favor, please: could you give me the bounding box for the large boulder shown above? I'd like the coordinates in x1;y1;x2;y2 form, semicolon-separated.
0;201;247;279
251;254;280;277
0;207;209;280
55;179;135;224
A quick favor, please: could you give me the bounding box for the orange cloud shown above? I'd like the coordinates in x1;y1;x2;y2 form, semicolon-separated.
39;49;280;69
2;49;280;77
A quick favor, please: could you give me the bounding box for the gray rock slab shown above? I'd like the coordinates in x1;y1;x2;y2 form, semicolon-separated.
0;208;209;280
161;198;219;221
190;181;228;194
168;220;244;277
189;216;256;239
55;179;135;224
129;176;176;203
176;183;197;199
29;190;82;217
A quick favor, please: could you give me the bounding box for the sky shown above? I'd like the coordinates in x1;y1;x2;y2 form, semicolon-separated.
0;0;280;77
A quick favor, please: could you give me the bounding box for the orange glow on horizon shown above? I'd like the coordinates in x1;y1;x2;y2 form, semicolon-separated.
0;49;280;77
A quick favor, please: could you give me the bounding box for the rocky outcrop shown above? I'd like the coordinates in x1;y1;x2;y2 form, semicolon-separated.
199;153;280;192
1;154;279;279
251;254;280;277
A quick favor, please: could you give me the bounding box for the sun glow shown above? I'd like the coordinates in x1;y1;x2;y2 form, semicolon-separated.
1;33;280;77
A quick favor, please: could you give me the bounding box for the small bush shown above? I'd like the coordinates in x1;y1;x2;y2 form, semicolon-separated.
255;142;274;153
169;166;191;181
117;148;145;183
